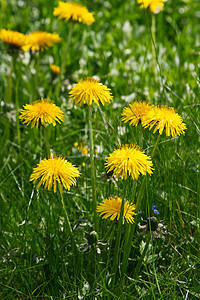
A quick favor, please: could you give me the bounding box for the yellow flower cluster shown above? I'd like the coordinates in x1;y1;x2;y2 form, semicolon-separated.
0;29;27;48
69;77;113;106
105;144;154;181
97;196;137;224
0;29;61;51
74;142;88;156
22;31;61;51
122;101;187;138
54;1;95;25
50;64;60;75
19;98;64;129
137;0;167;14
30;156;80;193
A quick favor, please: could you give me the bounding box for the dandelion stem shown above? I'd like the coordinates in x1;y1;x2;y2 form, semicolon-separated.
15;60;21;146
112;196;126;286
151;14;156;72
31;52;40;101
44;126;50;158
59;189;78;254
102;222;114;241
5;54;15;103
151;134;161;158
88;105;98;232
121;177;146;274
55;23;73;99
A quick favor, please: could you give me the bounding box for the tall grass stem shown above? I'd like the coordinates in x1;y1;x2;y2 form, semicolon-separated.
112;196;125;286
15;60;21;146
88;105;98;232
5;54;15;103
151;14;156;72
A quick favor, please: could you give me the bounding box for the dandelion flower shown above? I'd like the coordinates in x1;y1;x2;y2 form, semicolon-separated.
50;64;60;75
97;196;137;224
0;29;27;49
74;142;89;155
30;156;80;193
69;77;113;106
81;147;88;156
54;1;95;25
105;144;153;180
137;0;167;14
142;105;187;137
19;98;64;129
121;101;154;127
22;31;61;51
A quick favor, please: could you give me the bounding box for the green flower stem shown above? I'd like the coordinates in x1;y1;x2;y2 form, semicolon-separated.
55;23;73;99
15;61;21;146
112;196;125;287
88;105;98;232
31;52;40;101
44;126;50;158
151;14;156;72
121;177;146;274
39;126;43;160
102;222;114;241
59;189;78;255
151;134;161;158
121;135;161;275
5;54;15;103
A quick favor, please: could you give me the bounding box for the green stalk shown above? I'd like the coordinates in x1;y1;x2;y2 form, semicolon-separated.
112;196;125;287
31;52;40;101
5;54;15;103
55;23;73;99
59;188;78;255
102;222;114;241
15;61;21;146
44;126;50;158
121;177;146;274
39;125;43;160
121;134;161;274
151;14;156;72
151;134;161;158
88;105;98;232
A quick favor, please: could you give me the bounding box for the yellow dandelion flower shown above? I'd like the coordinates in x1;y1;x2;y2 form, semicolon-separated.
81;147;88;156
97;196;137;224
69;77;113;106
53;1;95;25
19;98;64;129
121;101;154;127
105;144;153;180
137;0;167;14
22;31;61;51
142;105;187;137
50;64;60;75
0;29;27;48
30;156;80;193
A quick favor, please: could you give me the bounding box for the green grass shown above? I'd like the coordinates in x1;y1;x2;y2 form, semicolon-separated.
1;0;200;298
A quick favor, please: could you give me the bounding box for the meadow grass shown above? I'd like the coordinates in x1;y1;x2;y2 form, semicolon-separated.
0;0;200;298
